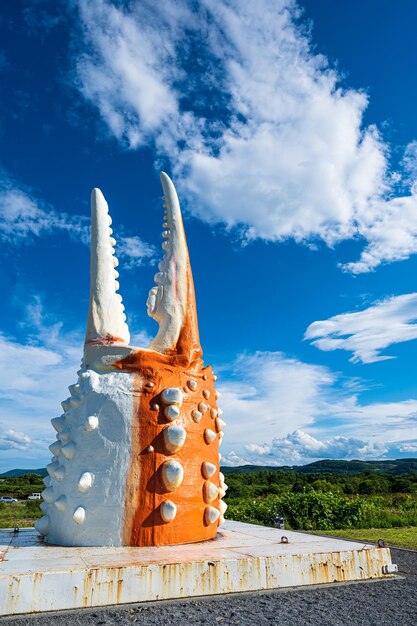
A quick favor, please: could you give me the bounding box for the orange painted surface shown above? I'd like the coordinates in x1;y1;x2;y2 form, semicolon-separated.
172;257;203;363
117;350;220;546
115;258;220;547
113;216;221;547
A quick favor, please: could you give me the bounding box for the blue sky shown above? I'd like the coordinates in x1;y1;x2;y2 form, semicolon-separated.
2;0;417;471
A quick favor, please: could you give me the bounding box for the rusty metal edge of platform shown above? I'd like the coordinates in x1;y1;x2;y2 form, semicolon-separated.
0;544;394;616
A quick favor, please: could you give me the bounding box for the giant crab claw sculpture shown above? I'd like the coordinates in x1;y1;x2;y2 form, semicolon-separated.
36;173;227;547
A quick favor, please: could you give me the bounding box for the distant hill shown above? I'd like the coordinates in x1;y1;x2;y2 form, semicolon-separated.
296;459;417;475
0;468;47;478
221;458;417;476
2;458;417;479
221;465;291;474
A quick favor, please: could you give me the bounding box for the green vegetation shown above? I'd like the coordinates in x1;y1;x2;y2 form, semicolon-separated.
0;474;44;528
226;491;417;530
223;467;417;499
2;464;417;549
0;501;42;529
0;474;45;499
311;528;417;550
224;467;417;533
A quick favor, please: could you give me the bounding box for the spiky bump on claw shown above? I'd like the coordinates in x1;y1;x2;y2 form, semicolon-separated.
35;515;50;535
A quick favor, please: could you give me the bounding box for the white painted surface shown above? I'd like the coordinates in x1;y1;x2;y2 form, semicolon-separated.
39;368;136;547
0;522;394;616
85;188;130;346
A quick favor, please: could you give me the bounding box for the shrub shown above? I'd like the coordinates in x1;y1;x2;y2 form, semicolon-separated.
25;500;41;517
226;491;367;530
278;491;365;530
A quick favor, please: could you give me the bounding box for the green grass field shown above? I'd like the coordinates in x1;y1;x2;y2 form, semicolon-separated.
0;502;42;529
312;527;417;550
1;500;416;550
2;469;417;550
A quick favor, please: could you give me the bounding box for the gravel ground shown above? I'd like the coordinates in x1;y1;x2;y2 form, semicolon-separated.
2;548;416;626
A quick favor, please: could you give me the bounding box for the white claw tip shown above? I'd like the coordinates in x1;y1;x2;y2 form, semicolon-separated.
41;487;54;503
85;415;99;431
161;388;183;406
203;481;219;504
78;472;94;493
85;187;130;348
163;425;187;453
204;428;217;444
160;500;177;522
192;409;203;422
204;505;220;525
54;495;67;512
215;418;226;433
73;506;86;525
219;500;228;515
91;187;105;203
201;461;217;479
61;441;76;460
161;460;184;491
164;405;181;421
35;515;50;536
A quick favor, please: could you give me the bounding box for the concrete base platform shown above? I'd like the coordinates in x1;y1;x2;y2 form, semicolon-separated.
0;521;395;616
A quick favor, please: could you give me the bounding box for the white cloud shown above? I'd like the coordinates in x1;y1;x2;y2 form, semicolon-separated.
222;430;417;466
0;169;89;244
0;296;155;471
0;169;155;270
74;0;196;148
3;312;417;469
220;450;254;467
129;329;154;348
341;192;417;273
218;351;336;446
398;442;417;453
305;293;417;364
217;350;417;466
0;299;83;471
118;235;156;269
0;429;32;451
72;0;417;273
176;1;386;246
248;430;388;464
225;429;412;466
